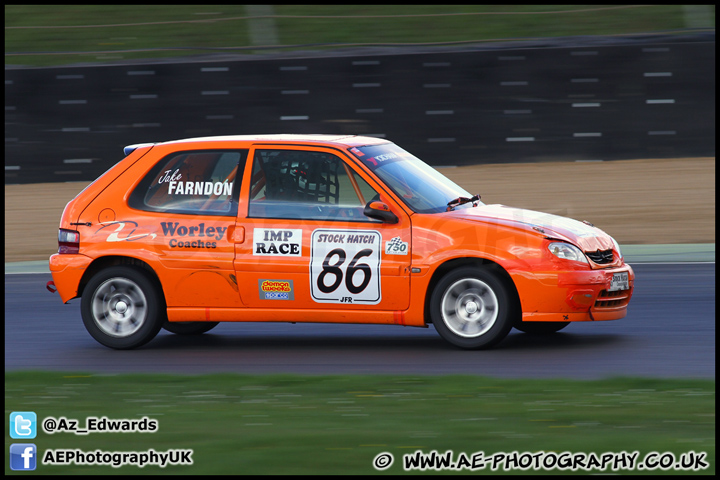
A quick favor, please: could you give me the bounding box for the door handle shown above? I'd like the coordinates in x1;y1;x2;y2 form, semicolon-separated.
231;226;245;243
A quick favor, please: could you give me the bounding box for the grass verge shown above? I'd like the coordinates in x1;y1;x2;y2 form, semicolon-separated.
5;372;715;474
5;5;708;67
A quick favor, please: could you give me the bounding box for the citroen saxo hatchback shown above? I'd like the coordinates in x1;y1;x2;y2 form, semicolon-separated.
49;135;634;349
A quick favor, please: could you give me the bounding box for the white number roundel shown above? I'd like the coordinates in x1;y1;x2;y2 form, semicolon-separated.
310;229;381;304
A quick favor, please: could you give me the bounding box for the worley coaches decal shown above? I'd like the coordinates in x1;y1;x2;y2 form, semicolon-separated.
161;222;227;249
310;229;381;304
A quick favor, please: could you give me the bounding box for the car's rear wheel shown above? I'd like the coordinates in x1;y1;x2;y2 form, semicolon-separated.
514;320;569;334
81;266;164;349
430;266;516;349
162;321;219;335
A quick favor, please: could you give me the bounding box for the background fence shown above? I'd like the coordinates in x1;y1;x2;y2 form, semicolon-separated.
4;32;715;184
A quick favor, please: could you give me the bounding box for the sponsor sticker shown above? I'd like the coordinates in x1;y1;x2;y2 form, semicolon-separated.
360;148;411;169
258;279;294;300
385;236;409;255
96;221;157;243
160;222;227;249
254;228;302;256
310;229;381;304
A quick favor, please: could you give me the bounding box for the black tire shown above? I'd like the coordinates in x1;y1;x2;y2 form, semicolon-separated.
430;266;517;349
514;320;569;334
81;266;165;349
162;321;219;335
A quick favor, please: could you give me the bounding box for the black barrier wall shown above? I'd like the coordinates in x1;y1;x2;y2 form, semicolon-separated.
4;33;715;184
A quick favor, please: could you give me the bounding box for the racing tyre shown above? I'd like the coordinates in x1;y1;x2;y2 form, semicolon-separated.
162;321;219;335
81;266;165;349
514;320;569;334
430;266;517;349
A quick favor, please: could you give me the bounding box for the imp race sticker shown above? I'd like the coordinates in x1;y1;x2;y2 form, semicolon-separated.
310;229;381;304
253;228;302;256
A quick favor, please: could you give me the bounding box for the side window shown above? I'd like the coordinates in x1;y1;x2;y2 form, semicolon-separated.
248;149;380;222
129;150;247;216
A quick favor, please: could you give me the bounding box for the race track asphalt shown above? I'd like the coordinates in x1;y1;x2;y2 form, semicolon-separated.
4;261;714;379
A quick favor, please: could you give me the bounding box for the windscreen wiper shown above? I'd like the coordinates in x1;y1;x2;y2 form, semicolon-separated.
446;194;481;211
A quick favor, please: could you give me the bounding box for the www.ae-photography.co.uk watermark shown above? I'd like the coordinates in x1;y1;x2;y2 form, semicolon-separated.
373;449;709;473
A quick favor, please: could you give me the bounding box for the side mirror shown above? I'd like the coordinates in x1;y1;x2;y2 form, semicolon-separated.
363;200;398;224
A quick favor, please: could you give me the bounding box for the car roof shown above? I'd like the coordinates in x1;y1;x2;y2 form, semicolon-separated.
124;134;390;156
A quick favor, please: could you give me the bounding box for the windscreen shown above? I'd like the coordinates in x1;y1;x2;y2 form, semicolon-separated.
349;143;479;213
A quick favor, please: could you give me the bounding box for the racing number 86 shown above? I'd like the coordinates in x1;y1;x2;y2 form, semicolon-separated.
317;248;372;294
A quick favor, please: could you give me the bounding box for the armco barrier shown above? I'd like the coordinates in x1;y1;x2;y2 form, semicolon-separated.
4;33;715;184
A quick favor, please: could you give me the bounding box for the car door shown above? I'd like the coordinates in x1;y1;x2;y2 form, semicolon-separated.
233;145;411;313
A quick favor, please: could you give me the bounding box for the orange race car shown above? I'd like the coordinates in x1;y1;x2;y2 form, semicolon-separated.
48;135;634;350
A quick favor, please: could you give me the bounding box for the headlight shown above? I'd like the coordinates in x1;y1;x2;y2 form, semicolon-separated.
610;236;622;259
548;242;588;264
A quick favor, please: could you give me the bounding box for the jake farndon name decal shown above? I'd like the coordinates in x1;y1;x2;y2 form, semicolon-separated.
158;168;232;196
168;180;233;196
161;222;227;249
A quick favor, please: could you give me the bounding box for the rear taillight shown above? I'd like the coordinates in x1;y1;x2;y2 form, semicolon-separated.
58;229;80;254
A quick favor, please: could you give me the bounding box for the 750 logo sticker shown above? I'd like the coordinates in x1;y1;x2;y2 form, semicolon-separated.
385;236;408;255
310;229;381;304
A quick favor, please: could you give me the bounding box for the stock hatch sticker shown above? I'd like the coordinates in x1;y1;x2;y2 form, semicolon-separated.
310;229;381;304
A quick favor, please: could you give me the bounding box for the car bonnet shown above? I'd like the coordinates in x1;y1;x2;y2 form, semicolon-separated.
449;204;615;252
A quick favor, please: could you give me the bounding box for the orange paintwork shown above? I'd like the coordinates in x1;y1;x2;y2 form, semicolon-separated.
50;135;634;332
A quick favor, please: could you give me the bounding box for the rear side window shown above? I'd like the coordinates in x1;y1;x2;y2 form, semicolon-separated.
129;149;247;216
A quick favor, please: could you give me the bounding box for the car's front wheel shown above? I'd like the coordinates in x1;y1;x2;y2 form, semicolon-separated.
81;266;165;349
430;266;517;349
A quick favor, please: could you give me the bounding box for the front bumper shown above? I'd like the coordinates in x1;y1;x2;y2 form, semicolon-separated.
49;253;93;303
511;263;635;322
